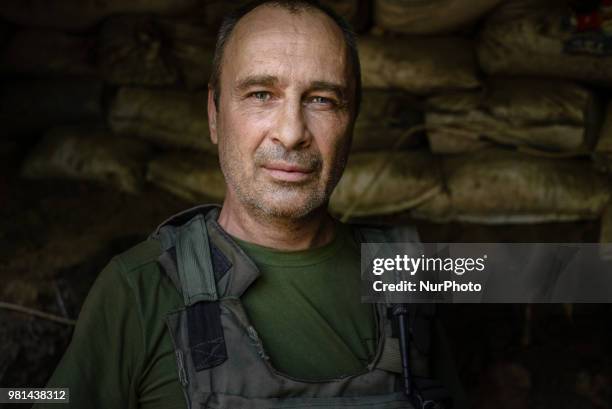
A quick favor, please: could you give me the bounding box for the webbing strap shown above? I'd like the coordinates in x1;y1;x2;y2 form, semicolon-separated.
176;214;218;305
376;337;403;374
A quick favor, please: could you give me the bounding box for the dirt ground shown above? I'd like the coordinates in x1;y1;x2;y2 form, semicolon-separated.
1;143;610;409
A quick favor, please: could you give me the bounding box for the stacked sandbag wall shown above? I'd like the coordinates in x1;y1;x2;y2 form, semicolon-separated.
3;0;612;238
331;0;612;242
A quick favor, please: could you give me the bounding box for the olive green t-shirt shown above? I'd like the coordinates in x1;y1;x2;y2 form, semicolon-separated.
35;222;376;408
235;222;377;380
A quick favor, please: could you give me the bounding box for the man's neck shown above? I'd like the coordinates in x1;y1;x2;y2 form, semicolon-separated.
217;199;337;251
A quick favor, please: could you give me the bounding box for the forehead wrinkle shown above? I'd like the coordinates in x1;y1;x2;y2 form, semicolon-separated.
241;35;347;80
221;5;351;97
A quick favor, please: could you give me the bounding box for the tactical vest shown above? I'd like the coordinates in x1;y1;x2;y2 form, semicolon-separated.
149;205;450;409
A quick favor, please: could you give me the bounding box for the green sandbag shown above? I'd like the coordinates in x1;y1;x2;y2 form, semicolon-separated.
1;79;103;136
374;0;502;35
147;152;225;203
109;87;215;153
1;29;97;77
21;127;151;193
426;78;599;154
330;150;443;217
359;35;480;95
352;89;423;152
478;1;612;85
413;148;612;223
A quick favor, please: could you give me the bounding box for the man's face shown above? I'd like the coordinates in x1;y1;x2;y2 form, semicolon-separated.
208;5;355;219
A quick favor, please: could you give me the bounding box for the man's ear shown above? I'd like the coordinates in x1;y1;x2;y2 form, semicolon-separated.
207;85;218;145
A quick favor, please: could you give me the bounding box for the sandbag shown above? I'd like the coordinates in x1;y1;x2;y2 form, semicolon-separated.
594;102;612;173
147;152;225;203
359;35;480;95
413;148;612;223
1;29;96;77
426;78;599;154
202;1;250;31
352;89;423;151
98;16;215;89
158;19;215;89
21;127;151;193
98;16;178;87
478;2;612;85
1;79;103;136
374;0;502;35
321;0;371;32
601;204;612;260
0;0;202;31
330;150;443;217
109;87;215;153
203;0;370;33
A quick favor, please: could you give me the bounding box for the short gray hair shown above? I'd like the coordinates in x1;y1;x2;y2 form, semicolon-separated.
208;0;362;117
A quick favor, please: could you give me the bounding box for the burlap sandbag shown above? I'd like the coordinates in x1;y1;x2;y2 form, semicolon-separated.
413;149;612;223
601;204;612;260
147;152;225;203
21;127;151;193
330;150;443;217
478;2;612;85
322;0;371;33
109;87;215;153
98;16;178;86
1;80;103;136
203;0;370;33
426;78;598;154
1;29;97;77
374;0;502;35
98;16;215;89
0;0;202;31
352;89;423;152
594;102;612;173
158;19;215;90
360;35;480;95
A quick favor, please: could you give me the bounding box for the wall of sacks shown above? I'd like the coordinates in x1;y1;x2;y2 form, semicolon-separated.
3;0;612;244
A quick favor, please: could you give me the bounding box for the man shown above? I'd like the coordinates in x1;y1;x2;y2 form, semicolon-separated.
36;1;465;408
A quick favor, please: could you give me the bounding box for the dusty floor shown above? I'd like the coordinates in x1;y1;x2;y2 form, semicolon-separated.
0;143;610;409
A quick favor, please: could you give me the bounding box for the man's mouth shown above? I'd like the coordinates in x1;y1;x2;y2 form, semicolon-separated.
262;162;315;182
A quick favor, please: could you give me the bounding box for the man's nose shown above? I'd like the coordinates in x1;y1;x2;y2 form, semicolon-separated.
271;100;311;150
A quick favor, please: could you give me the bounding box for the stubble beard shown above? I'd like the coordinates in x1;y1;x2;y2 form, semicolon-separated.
219;139;350;221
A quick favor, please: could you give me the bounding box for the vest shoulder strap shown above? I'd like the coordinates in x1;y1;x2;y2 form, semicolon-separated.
151;205;221;306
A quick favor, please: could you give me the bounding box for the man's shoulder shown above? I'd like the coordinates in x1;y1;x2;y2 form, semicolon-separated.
99;238;182;317
112;238;163;276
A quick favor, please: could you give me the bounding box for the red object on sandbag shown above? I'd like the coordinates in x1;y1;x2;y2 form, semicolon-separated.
574;10;603;32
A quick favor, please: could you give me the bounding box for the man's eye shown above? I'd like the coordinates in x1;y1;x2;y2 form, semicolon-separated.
309;96;336;106
251;91;271;101
312;96;330;104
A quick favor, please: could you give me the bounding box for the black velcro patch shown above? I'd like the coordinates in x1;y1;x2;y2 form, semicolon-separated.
211;243;232;282
187;301;227;371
